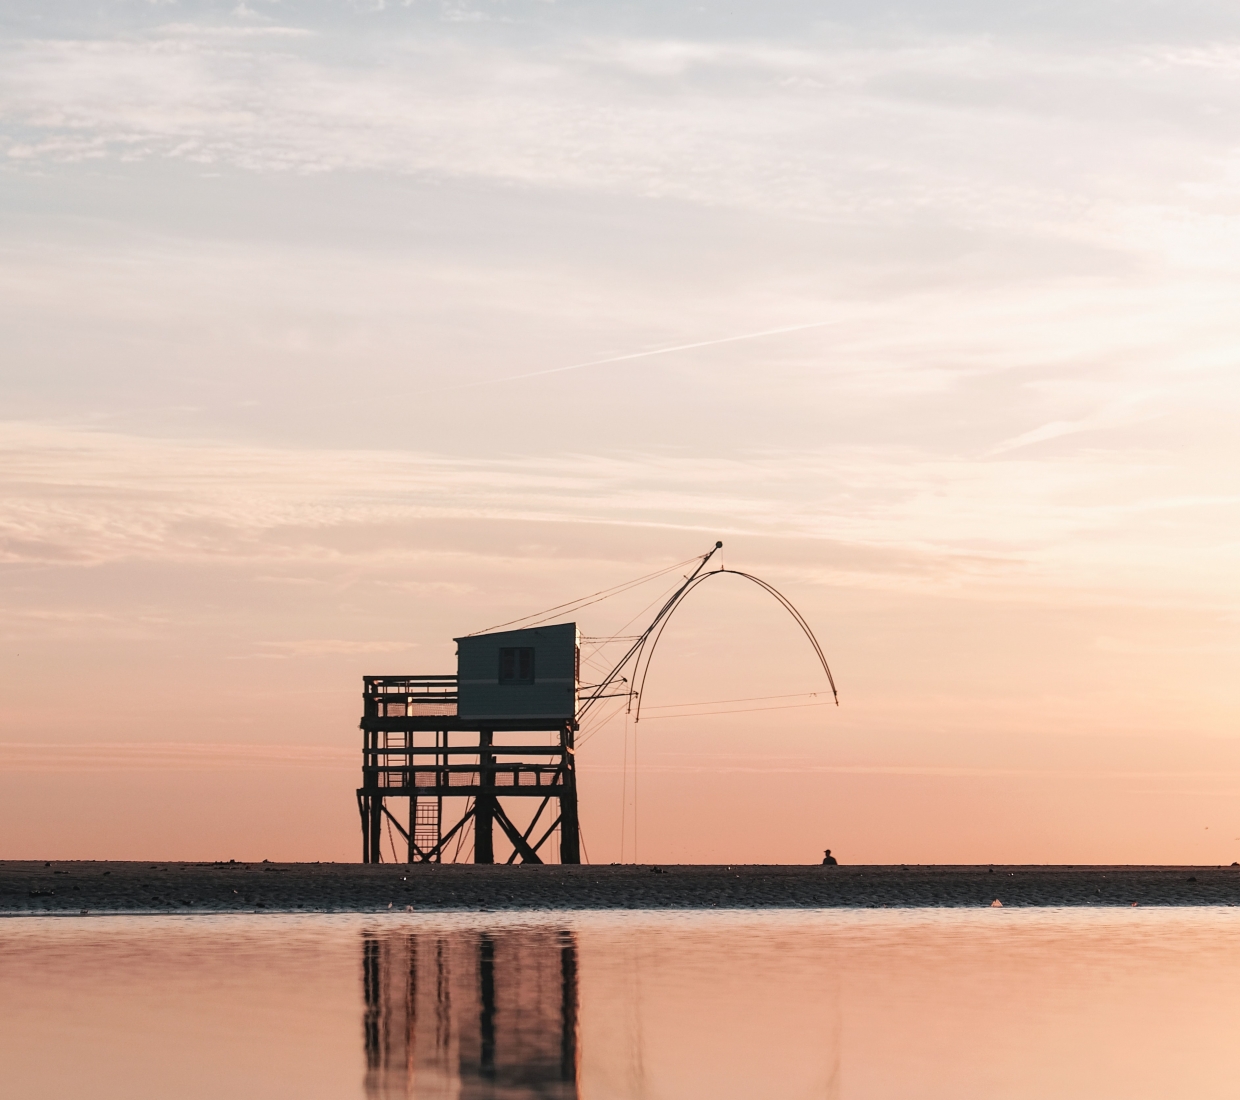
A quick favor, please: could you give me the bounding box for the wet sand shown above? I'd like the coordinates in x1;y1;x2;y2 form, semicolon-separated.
3;861;1240;913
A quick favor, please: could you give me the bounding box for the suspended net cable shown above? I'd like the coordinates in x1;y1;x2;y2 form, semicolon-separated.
639;700;834;721
463;556;700;636
641;690;829;711
578;575;689;664
575;693;633;748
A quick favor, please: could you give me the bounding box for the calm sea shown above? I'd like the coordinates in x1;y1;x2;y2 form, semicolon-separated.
2;908;1238;1099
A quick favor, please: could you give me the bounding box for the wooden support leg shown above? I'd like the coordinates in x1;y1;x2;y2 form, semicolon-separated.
474;796;494;864
558;794;580;864
559;725;581;864
358;792;371;864
475;729;494;864
369;793;384;864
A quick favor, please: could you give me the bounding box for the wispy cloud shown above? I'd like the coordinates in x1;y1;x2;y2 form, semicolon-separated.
4;7;1238;236
987;391;1165;455
250;638;418;658
2;422;1235;608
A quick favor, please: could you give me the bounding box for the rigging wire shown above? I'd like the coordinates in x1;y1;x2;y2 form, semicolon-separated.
450;797;474;863
577;694;632;748
641;690;826;711
577;545;725;723
464;556;699;636
577;575;692;667
579;691;831;746
639;700;834;721
578;655;615;679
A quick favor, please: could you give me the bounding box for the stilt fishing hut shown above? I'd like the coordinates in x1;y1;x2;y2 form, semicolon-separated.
358;622;581;864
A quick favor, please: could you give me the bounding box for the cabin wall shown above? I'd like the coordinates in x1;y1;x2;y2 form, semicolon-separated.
455;622;579;722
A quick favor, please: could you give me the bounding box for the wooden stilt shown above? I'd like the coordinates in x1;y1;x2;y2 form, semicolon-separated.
475;729;495;864
558;722;580;864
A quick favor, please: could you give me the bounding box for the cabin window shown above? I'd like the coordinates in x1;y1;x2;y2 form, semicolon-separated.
498;647;535;684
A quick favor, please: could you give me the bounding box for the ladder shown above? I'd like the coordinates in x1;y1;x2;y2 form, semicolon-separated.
412;796;441;859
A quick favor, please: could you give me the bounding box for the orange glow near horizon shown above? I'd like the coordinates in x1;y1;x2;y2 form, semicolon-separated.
2;509;1238;865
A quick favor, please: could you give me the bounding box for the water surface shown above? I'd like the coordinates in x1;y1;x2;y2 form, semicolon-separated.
2;909;1238;1099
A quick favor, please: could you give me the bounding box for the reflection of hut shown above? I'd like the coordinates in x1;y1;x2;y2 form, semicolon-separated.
363;928;579;1100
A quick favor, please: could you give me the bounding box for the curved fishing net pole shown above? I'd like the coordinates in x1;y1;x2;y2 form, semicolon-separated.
576;542;724;721
631;568;837;723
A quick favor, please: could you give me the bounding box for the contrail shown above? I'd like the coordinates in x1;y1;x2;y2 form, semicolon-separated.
429;318;838;394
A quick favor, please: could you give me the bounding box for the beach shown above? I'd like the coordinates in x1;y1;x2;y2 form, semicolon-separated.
4;861;1239;914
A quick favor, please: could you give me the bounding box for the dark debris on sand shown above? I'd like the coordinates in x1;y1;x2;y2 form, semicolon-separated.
3;862;1240;914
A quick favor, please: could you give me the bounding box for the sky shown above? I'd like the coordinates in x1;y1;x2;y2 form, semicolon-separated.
3;0;1240;864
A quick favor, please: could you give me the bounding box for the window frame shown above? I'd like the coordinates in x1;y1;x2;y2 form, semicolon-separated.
498;646;535;685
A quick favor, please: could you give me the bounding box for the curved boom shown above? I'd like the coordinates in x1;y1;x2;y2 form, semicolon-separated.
576;544;838;722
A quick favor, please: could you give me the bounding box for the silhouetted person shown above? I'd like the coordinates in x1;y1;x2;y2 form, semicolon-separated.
821;849;838;866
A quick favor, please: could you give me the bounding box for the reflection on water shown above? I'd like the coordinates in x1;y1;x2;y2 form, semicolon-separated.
362;929;578;1099
4;909;1240;1100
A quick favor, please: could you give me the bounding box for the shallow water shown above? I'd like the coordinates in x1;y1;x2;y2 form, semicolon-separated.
2;909;1239;1099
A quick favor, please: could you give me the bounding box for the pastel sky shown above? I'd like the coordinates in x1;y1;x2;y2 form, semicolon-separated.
3;0;1240;864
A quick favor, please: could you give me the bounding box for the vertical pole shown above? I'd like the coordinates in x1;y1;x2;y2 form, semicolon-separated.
370;792;384;864
361;727;369;863
559;723;581;864
408;730;416;864
436;729;446;863
414;734;424;863
475;729;494;864
362;725;378;864
362;684;377;864
368;723;383;863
